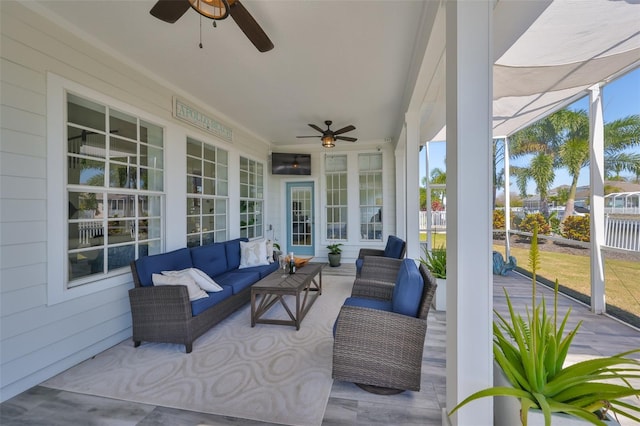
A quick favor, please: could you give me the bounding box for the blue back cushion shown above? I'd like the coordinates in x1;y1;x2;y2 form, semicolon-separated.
190;243;228;278
134;248;193;287
384;235;405;258
224;238;248;270
392;259;424;317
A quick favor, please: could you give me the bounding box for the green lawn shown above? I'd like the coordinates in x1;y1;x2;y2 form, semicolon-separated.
496;245;640;322
419;232;639;321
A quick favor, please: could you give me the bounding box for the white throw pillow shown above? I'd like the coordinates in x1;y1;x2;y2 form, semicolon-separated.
162;268;223;293
189;268;224;292
239;240;270;269
152;273;208;301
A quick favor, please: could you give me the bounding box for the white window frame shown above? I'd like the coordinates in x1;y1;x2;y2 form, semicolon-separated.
358;153;384;241
186;137;229;246
239;156;264;240
47;73;167;305
325;155;348;241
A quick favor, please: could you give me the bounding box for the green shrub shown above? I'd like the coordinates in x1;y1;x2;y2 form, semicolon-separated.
562;214;590;242
493;210;506;240
549;211;561;235
519;213;551;235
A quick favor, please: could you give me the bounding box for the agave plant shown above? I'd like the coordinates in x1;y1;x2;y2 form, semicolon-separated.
419;244;446;279
449;225;640;426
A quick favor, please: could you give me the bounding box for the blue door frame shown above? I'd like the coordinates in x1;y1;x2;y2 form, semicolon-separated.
285;182;315;256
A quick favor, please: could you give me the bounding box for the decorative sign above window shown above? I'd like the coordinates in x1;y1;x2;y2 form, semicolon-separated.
173;97;233;143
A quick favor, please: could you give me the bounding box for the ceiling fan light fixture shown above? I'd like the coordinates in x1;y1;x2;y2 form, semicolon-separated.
322;135;335;148
188;0;230;20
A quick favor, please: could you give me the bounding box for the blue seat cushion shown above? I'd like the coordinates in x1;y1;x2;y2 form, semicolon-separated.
384;235;405;258
190;243;228;278
333;296;393;336
215;270;260;294
391;259;424;317
355;258;364;275
135;248;193;287
224;238;248;270
190;285;233;316
236;262;279;278
343;296;393;312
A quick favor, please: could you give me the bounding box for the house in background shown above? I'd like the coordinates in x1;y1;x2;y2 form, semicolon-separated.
2;1;639;425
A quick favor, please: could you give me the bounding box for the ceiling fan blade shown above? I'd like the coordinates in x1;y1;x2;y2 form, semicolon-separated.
229;0;274;52
333;125;356;135
296;136;319;138
308;124;324;133
150;0;190;23
336;136;357;142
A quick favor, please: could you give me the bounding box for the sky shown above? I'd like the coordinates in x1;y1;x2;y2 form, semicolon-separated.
420;67;640;196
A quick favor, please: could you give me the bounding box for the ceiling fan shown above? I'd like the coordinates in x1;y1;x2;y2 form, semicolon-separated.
297;120;357;148
149;0;274;52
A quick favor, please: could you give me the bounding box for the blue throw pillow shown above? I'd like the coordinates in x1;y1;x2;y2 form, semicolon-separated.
391;259;424;317
384;235;405;258
135;248;193;287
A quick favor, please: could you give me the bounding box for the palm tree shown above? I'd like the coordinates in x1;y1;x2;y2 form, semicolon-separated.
510;110;640;219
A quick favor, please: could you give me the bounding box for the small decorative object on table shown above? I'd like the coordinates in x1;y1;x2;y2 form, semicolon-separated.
288;252;296;274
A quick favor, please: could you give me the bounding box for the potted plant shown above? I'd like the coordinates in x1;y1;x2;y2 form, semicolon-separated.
326;243;343;267
419;245;446;311
449;225;640;425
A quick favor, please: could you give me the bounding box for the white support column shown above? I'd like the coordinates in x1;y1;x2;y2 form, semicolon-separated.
504;138;511;259
445;1;493;425
396;126;407;241
425;142;433;252
589;84;606;314
405;110;421;259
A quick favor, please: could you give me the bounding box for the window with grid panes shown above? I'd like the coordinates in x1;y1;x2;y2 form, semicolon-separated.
239;156;264;239
66;93;164;286
186;137;229;247
358;153;383;241
325;155;348;240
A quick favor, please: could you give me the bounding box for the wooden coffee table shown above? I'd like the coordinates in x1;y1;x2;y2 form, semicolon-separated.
250;263;324;330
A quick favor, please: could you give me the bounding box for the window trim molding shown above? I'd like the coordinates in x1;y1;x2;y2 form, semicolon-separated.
46;73;168;305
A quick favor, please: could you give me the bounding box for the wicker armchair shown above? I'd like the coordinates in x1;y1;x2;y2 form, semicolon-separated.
333;263;437;393
355;235;406;277
350;256;402;301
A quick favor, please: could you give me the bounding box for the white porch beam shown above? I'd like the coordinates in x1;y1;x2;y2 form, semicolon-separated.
405;110;421;259
589;84;606;314
504;138;511;259
445;1;493;425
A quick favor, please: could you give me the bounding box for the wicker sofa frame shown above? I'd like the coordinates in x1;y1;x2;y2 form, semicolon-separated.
333;263;437;392
129;261;254;354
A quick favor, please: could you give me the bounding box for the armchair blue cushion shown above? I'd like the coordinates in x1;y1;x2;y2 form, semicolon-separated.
355;235;406;276
384;235;406;259
391;259;424;317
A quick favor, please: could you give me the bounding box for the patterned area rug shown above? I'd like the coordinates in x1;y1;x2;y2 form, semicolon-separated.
43;274;353;426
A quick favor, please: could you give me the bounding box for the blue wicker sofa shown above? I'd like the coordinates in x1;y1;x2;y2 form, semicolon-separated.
129;238;279;353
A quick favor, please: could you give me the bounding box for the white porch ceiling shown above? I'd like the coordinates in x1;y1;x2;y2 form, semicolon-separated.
29;0;640;148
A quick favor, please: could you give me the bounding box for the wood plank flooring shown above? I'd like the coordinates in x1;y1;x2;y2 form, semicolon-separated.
1;263;637;426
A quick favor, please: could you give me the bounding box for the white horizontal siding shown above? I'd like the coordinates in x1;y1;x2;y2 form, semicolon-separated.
0;1;272;403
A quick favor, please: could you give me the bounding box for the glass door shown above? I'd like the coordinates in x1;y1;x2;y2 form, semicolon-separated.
286;182;314;256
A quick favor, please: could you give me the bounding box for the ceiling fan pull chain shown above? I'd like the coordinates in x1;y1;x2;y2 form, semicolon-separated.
199;15;203;48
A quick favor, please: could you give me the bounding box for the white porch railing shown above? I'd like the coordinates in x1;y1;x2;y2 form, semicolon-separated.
419;211;447;230
605;216;640;252
419;210;640;253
